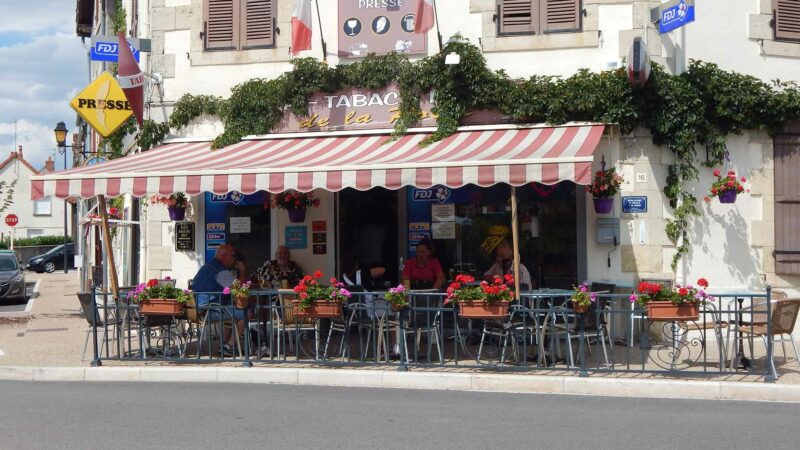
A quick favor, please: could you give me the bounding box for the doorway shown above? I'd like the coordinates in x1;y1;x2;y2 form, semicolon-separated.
337;187;399;284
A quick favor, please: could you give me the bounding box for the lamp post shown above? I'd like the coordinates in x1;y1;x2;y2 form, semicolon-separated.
53;121;70;274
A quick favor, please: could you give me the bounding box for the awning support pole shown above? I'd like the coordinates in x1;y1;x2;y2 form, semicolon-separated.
511;186;520;300
98;196;119;299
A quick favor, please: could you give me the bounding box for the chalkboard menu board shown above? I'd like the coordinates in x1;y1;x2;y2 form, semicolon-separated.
175;222;195;251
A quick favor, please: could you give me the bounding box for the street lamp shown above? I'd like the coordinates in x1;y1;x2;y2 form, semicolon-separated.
53;121;71;274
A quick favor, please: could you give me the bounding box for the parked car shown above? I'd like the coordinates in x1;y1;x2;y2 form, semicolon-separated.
0;250;26;303
27;243;76;273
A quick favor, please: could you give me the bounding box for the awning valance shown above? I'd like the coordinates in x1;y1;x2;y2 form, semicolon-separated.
31;124;605;200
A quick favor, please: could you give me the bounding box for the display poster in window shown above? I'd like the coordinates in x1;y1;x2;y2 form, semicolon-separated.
229;216;251;234
432;221;455;240
431;203;455;222
338;0;427;58
175;222;195;251
285;226;308;250
313;244;327;255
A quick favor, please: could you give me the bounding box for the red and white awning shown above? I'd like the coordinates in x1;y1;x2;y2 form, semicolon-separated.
31;124;605;200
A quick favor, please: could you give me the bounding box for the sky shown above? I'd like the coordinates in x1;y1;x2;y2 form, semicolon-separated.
0;0;88;171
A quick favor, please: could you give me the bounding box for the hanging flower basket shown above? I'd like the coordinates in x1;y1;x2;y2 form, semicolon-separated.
167;206;186;221
705;168;748;205
457;300;509;319
718;190;737;204
139;298;185;316
287;208;306;223
593;198;613;214
292;300;343;318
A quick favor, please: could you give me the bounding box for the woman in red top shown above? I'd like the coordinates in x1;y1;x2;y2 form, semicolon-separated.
402;241;445;290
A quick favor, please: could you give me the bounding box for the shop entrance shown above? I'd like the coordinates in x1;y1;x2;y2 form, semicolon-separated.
337;187;399;284
203;192;271;270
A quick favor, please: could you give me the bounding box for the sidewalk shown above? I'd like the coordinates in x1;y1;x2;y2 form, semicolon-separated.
2;272;800;403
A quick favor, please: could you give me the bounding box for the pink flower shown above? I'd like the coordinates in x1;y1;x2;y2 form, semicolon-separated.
629;294;638;303
223;287;231;294
740;176;746;182
713;169;721;177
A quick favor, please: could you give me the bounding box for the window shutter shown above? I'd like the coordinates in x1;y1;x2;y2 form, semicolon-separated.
498;0;537;35
774;126;800;275
543;0;581;33
205;0;237;50
773;0;800;41
241;0;275;48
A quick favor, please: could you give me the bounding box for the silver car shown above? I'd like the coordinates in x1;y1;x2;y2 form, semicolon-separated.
0;250;26;303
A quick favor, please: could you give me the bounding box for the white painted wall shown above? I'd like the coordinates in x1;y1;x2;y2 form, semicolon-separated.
0;155;68;240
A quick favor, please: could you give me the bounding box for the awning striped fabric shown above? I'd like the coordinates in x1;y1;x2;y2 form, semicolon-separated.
31;124;605;200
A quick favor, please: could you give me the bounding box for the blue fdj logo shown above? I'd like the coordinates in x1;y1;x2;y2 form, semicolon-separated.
90;41;141;63
210;191;243;204
660;0;694;33
412;185;451;203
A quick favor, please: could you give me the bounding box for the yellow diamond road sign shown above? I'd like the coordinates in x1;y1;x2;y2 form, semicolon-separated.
70;72;134;137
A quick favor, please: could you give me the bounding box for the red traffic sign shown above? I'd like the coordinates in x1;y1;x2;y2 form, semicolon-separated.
5;214;18;227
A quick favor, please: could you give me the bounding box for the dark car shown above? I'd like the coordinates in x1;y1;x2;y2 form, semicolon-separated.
0;250;26;303
27;243;76;273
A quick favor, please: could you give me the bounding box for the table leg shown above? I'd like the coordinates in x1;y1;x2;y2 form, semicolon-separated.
732;297;751;370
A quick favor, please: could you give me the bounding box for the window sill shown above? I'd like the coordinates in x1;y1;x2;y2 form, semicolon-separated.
190;47;291;66
482;31;599;53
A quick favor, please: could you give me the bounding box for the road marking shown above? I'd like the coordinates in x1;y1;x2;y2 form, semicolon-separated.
24;279;41;313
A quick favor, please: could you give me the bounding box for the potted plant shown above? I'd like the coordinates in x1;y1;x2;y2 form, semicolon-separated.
704;169;749;204
445;274;513;319
292;271;351;318
585;167;624;214
224;279;252;309
630;278;714;321
267;190;321;223
384;284;410;312
127;278;191;316
150;192;190;221
570;283;597;313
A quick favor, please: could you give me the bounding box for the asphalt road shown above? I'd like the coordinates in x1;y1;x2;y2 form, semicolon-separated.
0;282;36;313
0;381;798;449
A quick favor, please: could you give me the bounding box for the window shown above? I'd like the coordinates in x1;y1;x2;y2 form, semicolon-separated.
204;0;276;51
496;0;581;36
774;122;800;275
34;197;52;216
773;0;800;42
26;229;44;238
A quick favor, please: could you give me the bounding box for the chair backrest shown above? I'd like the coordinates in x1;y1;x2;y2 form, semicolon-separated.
157;279;177;287
771;298;800;335
276;290;314;326
772;290;788;300
590;282;616;294
77;292;101;326
185;295;200;324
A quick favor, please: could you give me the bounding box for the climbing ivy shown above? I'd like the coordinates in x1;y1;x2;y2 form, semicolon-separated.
116;36;800;271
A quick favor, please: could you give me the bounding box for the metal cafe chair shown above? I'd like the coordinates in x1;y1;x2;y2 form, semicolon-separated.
732;298;800;367
78;292;123;361
268;289;318;359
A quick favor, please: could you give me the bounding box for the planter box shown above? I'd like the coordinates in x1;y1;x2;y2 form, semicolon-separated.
646;301;699;321
458;301;509;319
139;298;185;316
292;300;343;318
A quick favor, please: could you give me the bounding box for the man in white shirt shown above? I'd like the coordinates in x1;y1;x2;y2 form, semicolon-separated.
484;241;532;291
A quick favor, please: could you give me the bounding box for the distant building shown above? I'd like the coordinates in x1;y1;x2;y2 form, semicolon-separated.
0;147;72;240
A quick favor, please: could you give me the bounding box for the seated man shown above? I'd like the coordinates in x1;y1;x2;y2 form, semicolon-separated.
484;241;532;291
192;244;248;355
255;245;305;288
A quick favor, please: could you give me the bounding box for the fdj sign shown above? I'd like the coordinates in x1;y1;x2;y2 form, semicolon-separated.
659;0;694;34
90;37;141;63
412;186;451;203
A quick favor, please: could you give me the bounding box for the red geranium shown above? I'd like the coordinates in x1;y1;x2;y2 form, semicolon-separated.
697;278;709;288
146;279;158;288
707;168;748;201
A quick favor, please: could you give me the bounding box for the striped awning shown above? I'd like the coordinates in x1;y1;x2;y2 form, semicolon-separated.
31;124;605;200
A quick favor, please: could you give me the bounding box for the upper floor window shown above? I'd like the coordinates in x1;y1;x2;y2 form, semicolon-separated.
497;0;582;36
773;0;800;42
34;197;52;216
204;0;276;51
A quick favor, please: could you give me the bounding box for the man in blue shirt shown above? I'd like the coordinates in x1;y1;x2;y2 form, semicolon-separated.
193;244;247;355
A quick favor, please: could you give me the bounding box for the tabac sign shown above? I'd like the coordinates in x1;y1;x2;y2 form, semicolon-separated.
70;72;133;137
275;85;504;133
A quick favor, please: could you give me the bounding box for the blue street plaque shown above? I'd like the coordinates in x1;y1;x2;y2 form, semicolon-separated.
622;196;648;214
659;0;695;34
90;38;141;63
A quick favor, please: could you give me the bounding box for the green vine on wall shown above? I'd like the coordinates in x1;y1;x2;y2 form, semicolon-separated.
110;36;800;271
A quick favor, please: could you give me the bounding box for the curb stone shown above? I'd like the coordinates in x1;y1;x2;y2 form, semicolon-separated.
0;365;798;403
